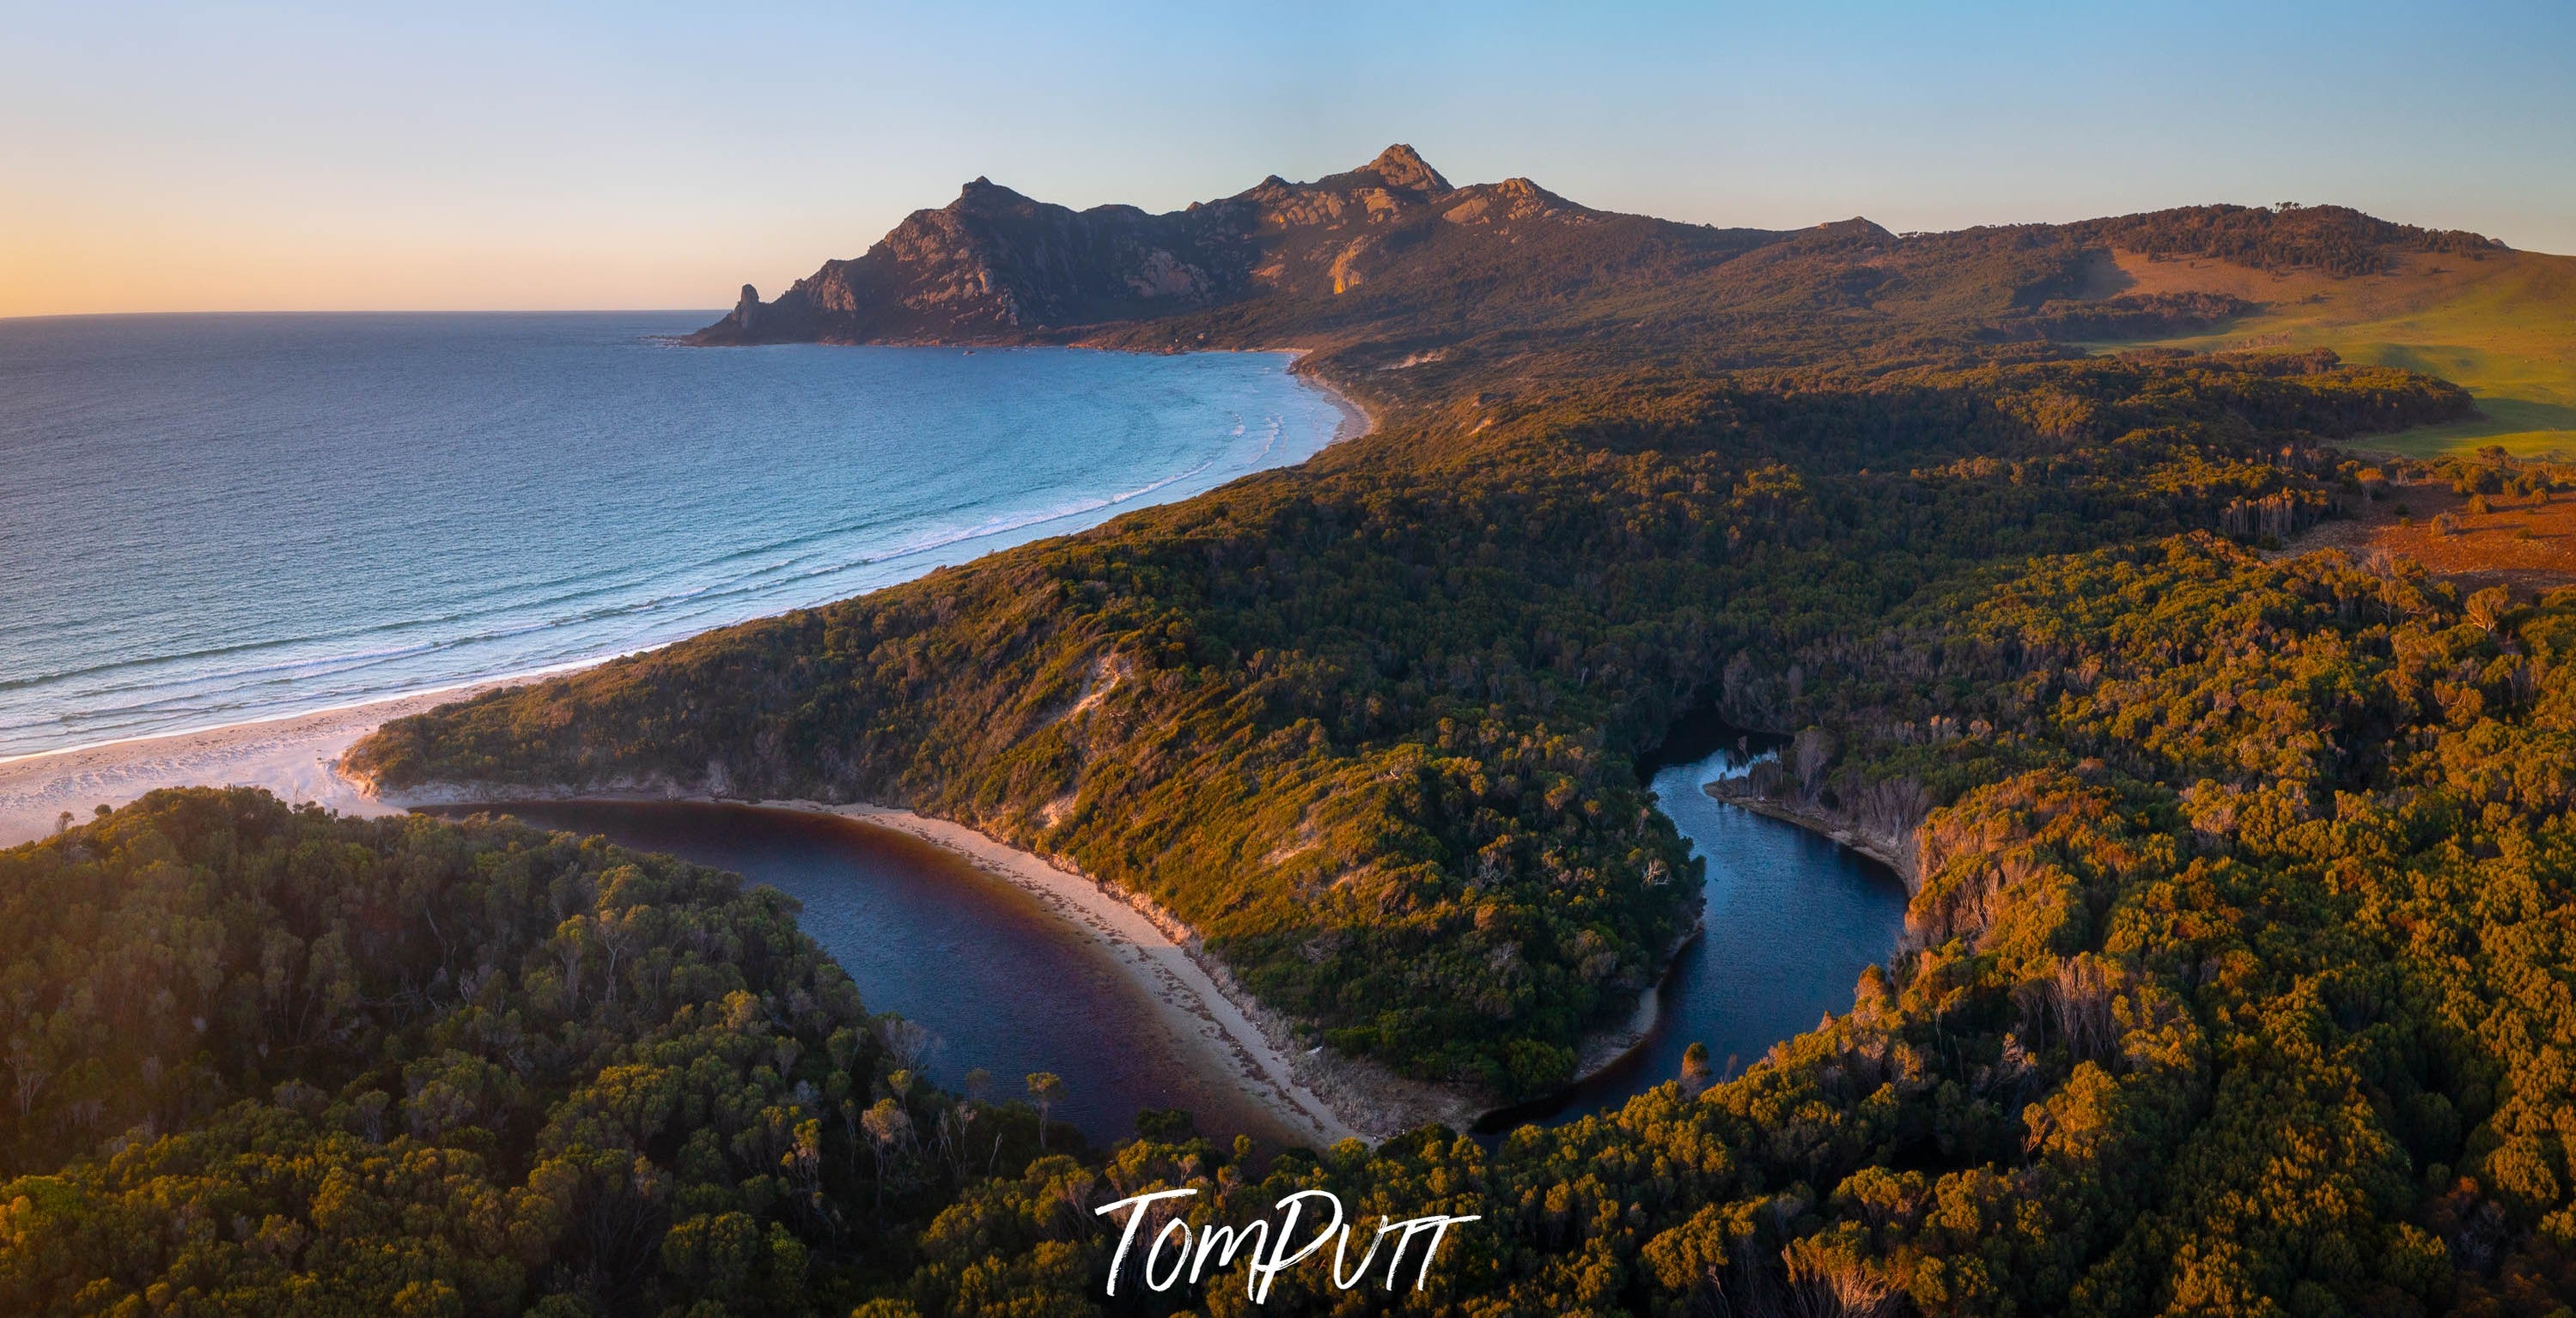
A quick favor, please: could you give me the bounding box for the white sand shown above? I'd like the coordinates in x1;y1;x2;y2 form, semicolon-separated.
0;363;1418;1139
791;800;1364;1145
829;801;1481;1141
0;696;1377;1143
0;682;541;847
373;786;1374;1145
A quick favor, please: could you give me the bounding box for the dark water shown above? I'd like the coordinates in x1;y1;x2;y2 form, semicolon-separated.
1482;723;1912;1129
437;739;1907;1146
431;801;1300;1150
0;313;1341;756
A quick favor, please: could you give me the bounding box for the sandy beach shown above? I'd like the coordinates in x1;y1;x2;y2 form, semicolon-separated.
0;665;1641;1145
373;782;1403;1144
789;800;1368;1145
0;355;1414;1141
0;681;551;847
1303;364;1374;447
1;694;1381;1143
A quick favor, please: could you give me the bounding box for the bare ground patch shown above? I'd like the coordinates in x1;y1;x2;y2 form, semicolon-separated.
2282;479;2576;593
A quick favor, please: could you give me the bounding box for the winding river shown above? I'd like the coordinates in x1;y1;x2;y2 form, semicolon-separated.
1486;722;1912;1128
433;734;1907;1146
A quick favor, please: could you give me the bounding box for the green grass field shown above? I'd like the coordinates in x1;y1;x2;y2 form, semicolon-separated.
2117;246;2576;458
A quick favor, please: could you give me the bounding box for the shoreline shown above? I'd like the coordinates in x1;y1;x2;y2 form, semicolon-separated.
0;650;636;773
0;347;1412;1139
1703;780;1922;891
819;801;1377;1146
0;350;1371;851
368;784;1416;1145
1282;349;1375;447
1472;921;1704;1133
0;349;1370;818
0;677;569;847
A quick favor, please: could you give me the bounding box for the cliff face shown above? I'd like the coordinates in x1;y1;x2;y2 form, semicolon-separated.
685;145;1687;346
697;176;1253;343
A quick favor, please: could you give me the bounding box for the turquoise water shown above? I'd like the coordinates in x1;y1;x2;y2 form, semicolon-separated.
0;313;1343;757
2;309;1902;1139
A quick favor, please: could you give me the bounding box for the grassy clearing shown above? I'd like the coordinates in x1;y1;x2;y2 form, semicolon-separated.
2112;246;2576;456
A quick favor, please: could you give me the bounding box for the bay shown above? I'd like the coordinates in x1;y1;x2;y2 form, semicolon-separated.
0;313;1344;756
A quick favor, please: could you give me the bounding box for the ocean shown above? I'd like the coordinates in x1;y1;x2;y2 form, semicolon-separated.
0;313;1346;759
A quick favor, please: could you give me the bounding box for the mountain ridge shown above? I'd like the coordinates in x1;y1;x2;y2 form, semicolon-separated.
685;144;1767;350
310;140;2576;1315
685;146;2548;442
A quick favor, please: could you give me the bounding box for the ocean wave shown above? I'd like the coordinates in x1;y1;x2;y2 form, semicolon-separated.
0;330;1342;758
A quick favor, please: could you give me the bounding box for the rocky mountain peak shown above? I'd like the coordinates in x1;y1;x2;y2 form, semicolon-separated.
1364;143;1451;195
684;144;1711;348
956;176;1032;208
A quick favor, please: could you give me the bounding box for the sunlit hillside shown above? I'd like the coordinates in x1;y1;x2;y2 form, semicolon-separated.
2115;244;2576;454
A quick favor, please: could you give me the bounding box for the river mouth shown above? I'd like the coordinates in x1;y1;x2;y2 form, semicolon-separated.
420;799;1305;1151
1474;726;1911;1133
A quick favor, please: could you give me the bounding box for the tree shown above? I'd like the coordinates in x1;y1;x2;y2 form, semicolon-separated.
1680;1042;1713;1096
1025;1072;1064;1150
1793;727;1837;799
861;1099;912;1207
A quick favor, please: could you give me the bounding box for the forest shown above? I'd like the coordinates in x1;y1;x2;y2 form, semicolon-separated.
15;169;2576;1313
0;788;1098;1315
346;346;2469;1100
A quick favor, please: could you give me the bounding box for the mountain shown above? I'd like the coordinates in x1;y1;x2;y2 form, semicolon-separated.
69;146;2576;1314
686;147;2573;454
353;157;2498;1117
685;144;1781;349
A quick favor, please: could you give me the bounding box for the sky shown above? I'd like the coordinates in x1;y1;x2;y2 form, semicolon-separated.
3;0;2571;316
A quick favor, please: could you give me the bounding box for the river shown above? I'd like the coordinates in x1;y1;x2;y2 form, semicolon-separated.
425;800;1303;1150
1482;720;1912;1129
429;738;1909;1145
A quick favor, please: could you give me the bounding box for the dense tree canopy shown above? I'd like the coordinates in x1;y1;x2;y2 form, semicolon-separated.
19;182;2571;1312
0;791;1074;1315
350;350;2466;1100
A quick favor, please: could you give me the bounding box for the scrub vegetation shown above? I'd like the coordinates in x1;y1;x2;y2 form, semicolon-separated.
15;151;2576;1313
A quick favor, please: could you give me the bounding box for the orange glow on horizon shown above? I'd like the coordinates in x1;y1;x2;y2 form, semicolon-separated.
0;210;805;318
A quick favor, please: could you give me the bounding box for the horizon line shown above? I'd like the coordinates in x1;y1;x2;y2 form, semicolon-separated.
0;307;733;323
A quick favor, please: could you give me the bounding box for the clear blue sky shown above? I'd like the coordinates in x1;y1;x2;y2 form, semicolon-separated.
5;0;2569;313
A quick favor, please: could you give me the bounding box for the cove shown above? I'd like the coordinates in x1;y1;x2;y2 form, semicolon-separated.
1479;719;1912;1130
423;800;1304;1150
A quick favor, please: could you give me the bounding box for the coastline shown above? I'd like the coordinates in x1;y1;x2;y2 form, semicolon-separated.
1283;350;1375;446
818;801;1379;1146
1;698;1421;1143
0;677;578;847
0;350;1370;853
0;682;1456;1146
0;348;1412;1139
